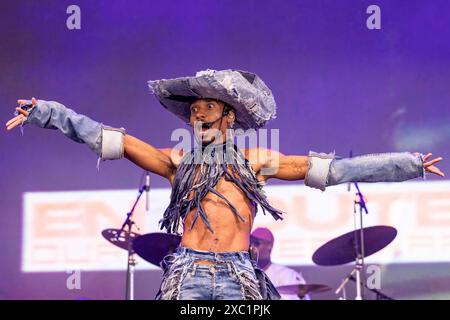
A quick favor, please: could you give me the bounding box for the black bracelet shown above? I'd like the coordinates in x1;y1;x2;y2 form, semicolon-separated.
13;103;34;116
19;103;34;111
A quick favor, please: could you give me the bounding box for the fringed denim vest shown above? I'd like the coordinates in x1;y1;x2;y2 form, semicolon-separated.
160;140;284;234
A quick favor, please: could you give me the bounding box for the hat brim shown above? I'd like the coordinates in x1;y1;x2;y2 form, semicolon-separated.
148;69;277;130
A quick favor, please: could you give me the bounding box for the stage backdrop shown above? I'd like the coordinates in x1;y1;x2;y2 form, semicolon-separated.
21;181;450;272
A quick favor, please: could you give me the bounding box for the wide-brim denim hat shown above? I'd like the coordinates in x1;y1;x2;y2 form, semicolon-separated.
148;69;277;130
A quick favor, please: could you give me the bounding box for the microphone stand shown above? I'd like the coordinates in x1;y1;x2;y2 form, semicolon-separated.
353;181;368;300
145;171;150;212
336;181;368;300
336;152;369;300
116;183;146;300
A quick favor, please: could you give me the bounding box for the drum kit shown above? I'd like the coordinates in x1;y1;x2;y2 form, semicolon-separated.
275;181;397;300
102;228;181;300
275;225;397;300
102;229;181;267
102;173;396;300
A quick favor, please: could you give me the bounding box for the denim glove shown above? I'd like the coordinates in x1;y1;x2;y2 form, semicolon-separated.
22;99;125;162
305;151;425;191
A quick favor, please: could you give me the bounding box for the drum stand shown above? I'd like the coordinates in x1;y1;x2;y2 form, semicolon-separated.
116;183;147;300
335;182;368;300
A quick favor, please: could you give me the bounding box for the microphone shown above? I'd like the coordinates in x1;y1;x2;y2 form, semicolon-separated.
145;172;150;211
200;114;227;129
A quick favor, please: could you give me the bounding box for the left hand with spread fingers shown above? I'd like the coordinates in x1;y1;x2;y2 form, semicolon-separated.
415;152;445;177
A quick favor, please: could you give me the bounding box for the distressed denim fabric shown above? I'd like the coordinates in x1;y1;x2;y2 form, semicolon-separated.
160;141;283;234
327;152;425;186
156;246;280;300
20;100;125;167
23;100;103;154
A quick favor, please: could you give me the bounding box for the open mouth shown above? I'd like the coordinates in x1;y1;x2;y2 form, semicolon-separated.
194;121;216;139
197;122;213;134
201;122;213;130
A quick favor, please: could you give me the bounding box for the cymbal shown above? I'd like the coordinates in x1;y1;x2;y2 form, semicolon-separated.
132;232;182;267
101;228;141;251
277;284;332;297
312;225;397;266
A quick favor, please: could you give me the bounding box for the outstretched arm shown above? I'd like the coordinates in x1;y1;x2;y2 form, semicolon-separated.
256;148;444;190
124;135;179;180
251;148;309;181
6;98;178;180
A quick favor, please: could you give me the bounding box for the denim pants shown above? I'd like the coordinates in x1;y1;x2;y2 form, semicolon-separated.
156;246;280;300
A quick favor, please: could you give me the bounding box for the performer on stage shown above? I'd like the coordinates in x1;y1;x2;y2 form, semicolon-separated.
251;227;310;300
6;69;444;300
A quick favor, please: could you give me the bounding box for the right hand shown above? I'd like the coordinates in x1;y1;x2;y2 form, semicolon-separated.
5;97;37;131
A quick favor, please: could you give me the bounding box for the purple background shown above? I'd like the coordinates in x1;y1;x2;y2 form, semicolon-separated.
1;0;450;299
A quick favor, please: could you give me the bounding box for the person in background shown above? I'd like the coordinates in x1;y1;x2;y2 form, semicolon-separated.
250;227;310;300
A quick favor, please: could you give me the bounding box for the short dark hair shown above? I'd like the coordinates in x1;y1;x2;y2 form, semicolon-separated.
223;103;235;115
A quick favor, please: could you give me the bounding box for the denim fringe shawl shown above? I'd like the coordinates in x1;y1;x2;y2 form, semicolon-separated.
160;141;284;234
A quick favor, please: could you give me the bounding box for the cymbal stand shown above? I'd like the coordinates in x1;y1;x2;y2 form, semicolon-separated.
335;181;368;300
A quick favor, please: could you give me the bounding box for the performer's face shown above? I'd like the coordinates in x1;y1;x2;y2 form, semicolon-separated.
190;98;235;145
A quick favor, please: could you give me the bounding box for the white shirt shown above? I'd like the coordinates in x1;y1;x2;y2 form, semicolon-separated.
264;263;310;300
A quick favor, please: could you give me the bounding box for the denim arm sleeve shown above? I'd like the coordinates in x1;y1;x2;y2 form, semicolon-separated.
305;151;425;191
23;99;125;161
